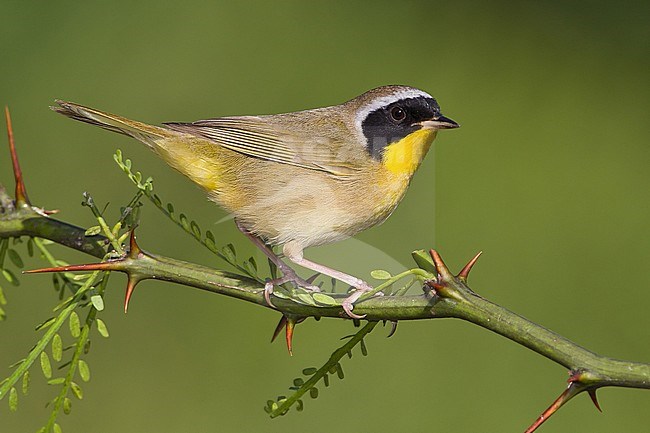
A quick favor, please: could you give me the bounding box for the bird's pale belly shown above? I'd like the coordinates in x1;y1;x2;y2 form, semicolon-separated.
210;158;411;249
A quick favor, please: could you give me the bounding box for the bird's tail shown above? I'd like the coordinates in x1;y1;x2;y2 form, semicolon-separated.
51;100;174;149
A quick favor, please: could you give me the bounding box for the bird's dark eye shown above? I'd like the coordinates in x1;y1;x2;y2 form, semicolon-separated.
390;106;406;122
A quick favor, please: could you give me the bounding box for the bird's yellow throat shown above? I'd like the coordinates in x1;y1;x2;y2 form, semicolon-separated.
382;128;438;176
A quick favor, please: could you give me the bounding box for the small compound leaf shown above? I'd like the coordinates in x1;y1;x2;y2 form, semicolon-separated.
63;397;72;415
2;268;19;286
27;238;34;257
47;378;65;385
302;367;317;376
312;293;338;306
294;293;317;306
78;360;91;382
69;312;81;338
370;269;392;280
21;371;29;395
90;295;104;311
35;317;56;332
292;378;304;387
179;213;190;231
52;334;63;361
222;243;236;262
96;319;109;338
70;381;83;400
40;352;52;379
309;387;319;399
190;220;201;239
7;249;23;268
9;387;18;412
84;226;102;237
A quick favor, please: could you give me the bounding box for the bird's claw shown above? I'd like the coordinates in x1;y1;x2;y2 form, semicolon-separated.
341;283;374;319
263;271;320;309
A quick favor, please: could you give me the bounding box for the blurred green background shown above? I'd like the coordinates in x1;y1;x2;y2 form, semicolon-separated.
1;1;649;432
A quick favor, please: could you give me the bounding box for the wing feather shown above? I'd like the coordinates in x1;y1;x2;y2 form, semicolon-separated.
164;117;360;176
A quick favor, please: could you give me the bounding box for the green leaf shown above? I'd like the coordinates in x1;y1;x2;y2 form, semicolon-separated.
309;387;319;399
323;374;330;387
222;243;236;262
360;338;368;356
243;258;258;276
78;360;91;382
205;230;216;243
70;381;83;400
292;378;304;387
2;268;19;286
90;295;104;311
52;334;63;361
0;305;5;320
27;237;34;257
296;399;304;412
40;352;52;379
7;249;23;268
190;220;201;239
35;317;56;331
47;378;65;385
0;284;6;305
166;202;175;216
312;293;337;306
179;213;190;231
69;312;81;338
294;293;317;306
370;269;392;280
411;249;436;274
84;226;102;237
63;397;72;415
96;319;109;338
302;367;317;376
53;423;62;433
21;371;29;395
9;386;18;412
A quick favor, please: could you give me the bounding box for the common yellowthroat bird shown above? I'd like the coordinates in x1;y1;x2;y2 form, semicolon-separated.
52;85;458;318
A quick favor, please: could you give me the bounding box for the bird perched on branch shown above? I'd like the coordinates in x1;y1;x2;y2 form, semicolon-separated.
52;85;458;318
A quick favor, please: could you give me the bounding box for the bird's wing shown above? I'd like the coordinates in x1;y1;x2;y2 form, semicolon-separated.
164;116;361;176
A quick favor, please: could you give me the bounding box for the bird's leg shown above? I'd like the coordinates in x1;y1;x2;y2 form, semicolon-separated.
283;242;373;319
235;221;319;308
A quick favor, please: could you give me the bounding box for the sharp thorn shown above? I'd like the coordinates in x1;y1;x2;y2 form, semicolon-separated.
457;251;483;281
524;383;581;433
124;276;140;313
386;320;398;338
271;315;288;343
24;262;116;274
4;106;30;207
128;229;142;258
588;389;602;412
285;317;296;356
429;249;454;282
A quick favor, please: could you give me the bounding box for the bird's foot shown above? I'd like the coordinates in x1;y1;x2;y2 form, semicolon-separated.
341;282;374;319
263;270;320;309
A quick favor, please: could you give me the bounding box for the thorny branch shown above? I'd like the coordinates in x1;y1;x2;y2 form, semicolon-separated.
1;107;648;432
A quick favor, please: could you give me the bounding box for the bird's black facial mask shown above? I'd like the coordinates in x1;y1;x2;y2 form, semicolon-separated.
362;97;441;160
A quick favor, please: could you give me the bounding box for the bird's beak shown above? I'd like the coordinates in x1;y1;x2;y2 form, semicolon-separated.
419;115;460;130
